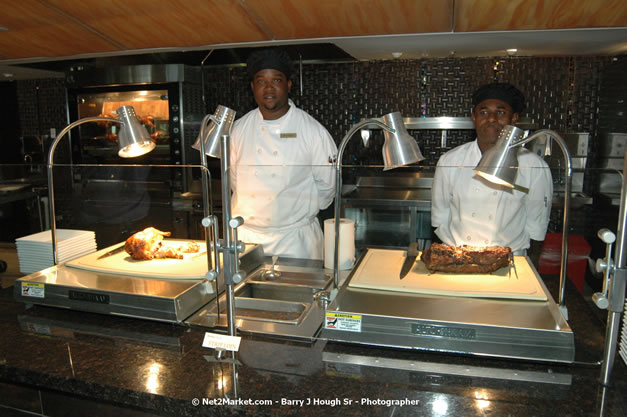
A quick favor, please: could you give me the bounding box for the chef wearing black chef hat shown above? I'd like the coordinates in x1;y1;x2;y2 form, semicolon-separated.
431;82;553;259
228;48;338;260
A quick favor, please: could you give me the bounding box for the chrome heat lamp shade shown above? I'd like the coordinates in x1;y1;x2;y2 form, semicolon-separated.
193;105;236;158
116;106;155;158
382;112;425;170
473;125;526;187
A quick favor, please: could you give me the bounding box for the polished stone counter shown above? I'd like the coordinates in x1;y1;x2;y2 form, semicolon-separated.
0;270;625;417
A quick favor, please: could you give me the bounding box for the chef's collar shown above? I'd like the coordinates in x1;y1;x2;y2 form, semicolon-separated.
259;100;294;124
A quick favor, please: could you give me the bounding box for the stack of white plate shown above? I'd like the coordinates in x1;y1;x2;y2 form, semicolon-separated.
621;298;627;365
16;229;97;275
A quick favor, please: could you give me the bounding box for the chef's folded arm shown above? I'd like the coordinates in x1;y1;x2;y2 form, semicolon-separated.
312;128;338;210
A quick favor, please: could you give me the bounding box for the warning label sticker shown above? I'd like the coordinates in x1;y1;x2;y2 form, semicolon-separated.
324;312;362;332
21;282;45;298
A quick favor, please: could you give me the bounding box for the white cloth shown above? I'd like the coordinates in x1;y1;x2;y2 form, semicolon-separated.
431;139;553;252
230;100;337;260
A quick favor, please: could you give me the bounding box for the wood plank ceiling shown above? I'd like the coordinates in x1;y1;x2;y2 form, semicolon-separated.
0;0;626;62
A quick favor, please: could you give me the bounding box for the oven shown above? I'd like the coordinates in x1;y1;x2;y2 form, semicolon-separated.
63;65;208;246
66;64;205;193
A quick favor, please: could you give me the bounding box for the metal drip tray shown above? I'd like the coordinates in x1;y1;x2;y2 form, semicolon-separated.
185;262;332;339
250;268;331;288
207;296;307;325
236;282;321;303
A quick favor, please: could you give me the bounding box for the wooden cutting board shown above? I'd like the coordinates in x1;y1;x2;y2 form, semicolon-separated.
348;249;547;301
66;240;212;280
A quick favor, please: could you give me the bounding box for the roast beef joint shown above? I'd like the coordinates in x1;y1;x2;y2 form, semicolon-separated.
420;243;512;274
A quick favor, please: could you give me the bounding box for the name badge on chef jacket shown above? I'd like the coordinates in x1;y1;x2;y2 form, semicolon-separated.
280;133;297;138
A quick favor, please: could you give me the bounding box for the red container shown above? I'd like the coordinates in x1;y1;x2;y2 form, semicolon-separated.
538;233;591;294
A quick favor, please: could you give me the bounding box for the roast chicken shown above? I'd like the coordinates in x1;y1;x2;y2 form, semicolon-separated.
124;227;200;260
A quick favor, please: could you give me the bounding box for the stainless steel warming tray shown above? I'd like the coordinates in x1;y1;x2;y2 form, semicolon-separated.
13;243;264;323
320;248;574;363
185;261;334;339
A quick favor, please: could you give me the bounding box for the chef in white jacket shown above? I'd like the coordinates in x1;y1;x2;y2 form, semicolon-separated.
230;48;338;260
431;82;553;257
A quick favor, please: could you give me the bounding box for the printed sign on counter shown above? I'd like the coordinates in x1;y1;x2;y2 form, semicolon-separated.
325;312;362;332
202;332;241;352
21;282;45;298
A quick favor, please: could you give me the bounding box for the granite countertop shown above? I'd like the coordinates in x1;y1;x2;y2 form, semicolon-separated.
0;270;625;416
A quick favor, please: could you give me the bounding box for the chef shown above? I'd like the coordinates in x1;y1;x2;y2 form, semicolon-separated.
229;48;338;260
431;82;553;257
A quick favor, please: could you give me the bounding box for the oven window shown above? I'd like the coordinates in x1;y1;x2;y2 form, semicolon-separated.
76;89;170;156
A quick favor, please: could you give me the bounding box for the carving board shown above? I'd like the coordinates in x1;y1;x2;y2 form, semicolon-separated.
67;240;212;280
348;249;547;301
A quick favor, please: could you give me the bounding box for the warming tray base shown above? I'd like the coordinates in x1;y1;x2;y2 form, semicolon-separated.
320;248;574;363
13;244;264;323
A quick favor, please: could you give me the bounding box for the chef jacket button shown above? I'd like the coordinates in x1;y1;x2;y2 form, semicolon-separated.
489;215;493;220
273;150;278;156
257;148;262;153
467;235;472;240
493;191;497;195
471;212;476;217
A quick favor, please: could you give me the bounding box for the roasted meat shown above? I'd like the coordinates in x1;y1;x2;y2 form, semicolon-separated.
421;243;512;273
124;227;171;260
124;227;201;260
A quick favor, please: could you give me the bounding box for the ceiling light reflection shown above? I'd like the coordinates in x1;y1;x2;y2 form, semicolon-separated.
145;362;162;393
432;395;449;415
474;390;491;410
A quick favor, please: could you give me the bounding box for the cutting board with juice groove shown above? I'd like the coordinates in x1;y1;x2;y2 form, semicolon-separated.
66;240;213;280
348;248;547;301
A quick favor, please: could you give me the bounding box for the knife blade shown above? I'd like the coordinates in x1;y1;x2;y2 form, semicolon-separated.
96;243;126;260
399;242;419;279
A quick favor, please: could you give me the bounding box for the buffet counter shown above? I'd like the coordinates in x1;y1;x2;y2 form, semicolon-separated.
0;253;625;416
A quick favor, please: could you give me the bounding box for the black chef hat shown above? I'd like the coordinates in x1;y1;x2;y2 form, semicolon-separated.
472;82;525;114
247;48;294;80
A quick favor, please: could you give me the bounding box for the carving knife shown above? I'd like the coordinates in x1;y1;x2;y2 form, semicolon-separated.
96;243;126;260
399;242;419;279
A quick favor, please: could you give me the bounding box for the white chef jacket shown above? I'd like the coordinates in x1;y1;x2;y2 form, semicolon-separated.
230;100;337;260
431;140;553;253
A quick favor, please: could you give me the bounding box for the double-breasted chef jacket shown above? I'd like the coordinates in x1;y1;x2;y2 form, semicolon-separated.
230;100;338;260
431;139;553;253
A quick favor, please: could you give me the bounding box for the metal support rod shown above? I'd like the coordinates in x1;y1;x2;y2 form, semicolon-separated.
199;114;215;271
47;116;123;265
198;114;221;321
333;119;394;288
599;147;627;385
219;134;237;336
512;129;572;311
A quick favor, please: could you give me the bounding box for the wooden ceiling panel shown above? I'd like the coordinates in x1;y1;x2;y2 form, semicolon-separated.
244;0;453;39
455;0;627;32
0;1;119;59
46;0;269;50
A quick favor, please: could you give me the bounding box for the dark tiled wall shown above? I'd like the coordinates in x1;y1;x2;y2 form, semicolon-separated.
17;78;67;138
17;56;613;167
202;56;613;167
